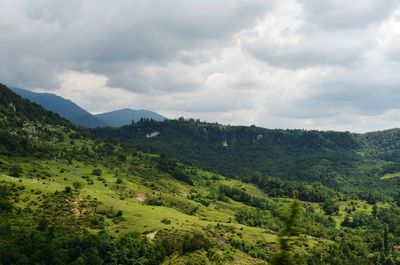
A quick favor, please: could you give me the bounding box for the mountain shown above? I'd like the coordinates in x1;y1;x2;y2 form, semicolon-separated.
95;108;167;127
1;83;400;264
10;87;107;128
11;87;167;128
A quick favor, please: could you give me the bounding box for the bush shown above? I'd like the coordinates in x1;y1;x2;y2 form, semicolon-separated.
235;207;280;230
158;155;193;185
161;218;171;224
156;230;213;256
322;200;339;215
9;165;22;178
92;168;102;176
0;185;12;213
73;181;83;190
112;216;125;224
89;215;105;229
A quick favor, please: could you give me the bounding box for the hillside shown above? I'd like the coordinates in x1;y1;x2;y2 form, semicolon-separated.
91;119;400;202
1;83;282;264
91;119;360;179
362;129;400;161
0;84;78;156
1;83;400;264
95;108;167;127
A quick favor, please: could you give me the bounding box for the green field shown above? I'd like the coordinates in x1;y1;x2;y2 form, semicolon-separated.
0;155;285;264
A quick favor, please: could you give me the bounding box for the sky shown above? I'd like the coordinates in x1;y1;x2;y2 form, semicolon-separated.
1;0;400;132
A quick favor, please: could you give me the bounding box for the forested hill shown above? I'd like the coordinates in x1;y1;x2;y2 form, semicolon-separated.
91;119;363;181
0;84;70;126
362;129;400;162
2;83;400;264
0;83;79;156
91;118;400;201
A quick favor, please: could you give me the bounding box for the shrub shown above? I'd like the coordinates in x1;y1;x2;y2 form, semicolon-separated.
92;168;102;176
156;230;213;256
73;181;83;190
9;165;22;178
0;185;12;213
161;218;171;224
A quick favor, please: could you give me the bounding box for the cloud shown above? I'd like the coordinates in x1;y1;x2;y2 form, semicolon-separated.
299;0;399;29
0;0;272;89
241;0;377;68
2;0;400;132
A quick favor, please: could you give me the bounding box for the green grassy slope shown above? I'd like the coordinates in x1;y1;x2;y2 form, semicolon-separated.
1;83;400;264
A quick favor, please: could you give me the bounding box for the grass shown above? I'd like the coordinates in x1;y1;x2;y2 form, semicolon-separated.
0;152;347;263
380;172;400;180
0;157;279;245
334;200;373;228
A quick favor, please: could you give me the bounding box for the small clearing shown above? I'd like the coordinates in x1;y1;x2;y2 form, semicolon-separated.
146;131;160;138
146;230;158;240
136;193;147;203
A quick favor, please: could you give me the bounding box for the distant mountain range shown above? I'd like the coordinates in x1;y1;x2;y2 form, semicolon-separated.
95;108;166;127
11;87;167;128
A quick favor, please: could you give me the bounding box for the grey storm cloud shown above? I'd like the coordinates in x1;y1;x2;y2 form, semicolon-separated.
299;0;399;29
271;61;400;120
0;0;272;90
243;30;374;68
306;76;400;116
2;0;400;131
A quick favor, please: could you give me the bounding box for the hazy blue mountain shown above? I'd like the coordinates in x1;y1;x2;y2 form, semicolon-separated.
11;87;107;128
11;87;167;128
95;108;167;127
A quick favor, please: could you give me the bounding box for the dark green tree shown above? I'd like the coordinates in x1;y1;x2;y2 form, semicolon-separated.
273;200;303;265
322;199;339;215
73;181;83;190
384;225;391;253
372;203;378;218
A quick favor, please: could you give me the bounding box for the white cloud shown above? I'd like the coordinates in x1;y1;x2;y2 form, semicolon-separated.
3;0;400;132
242;0;376;68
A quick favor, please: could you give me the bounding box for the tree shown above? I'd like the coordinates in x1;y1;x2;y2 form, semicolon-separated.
273;200;303;265
394;192;400;207
372;203;378;218
341;215;351;227
0;185;12;213
73;181;83;190
322;199;339;215
384;225;391;253
9;165;22;178
92;168;102;176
